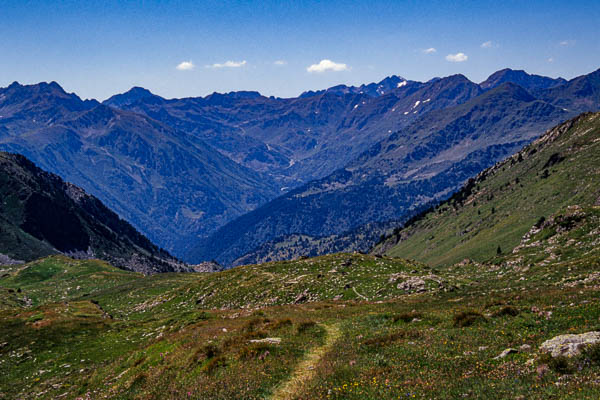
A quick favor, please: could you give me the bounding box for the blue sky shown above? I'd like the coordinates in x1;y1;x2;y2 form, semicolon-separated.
1;0;599;100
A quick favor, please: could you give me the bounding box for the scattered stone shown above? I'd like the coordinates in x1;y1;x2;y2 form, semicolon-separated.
519;344;532;352
539;331;600;358
294;289;309;304
249;338;281;345
536;364;550;379
494;348;518;359
525;358;535;366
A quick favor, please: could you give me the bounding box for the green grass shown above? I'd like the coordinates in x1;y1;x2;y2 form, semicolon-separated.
1;219;600;400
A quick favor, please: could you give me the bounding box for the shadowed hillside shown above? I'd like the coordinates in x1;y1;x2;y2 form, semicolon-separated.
0;152;187;274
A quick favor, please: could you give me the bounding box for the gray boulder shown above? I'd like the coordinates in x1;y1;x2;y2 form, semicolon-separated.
539;331;600;358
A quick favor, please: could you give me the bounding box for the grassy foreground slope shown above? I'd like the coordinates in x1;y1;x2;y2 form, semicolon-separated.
1;244;600;399
376;112;600;266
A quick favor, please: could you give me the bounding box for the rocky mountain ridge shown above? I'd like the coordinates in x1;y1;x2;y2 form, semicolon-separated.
188;72;600;266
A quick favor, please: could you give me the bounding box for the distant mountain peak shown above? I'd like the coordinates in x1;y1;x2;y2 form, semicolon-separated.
103;86;163;107
126;86;154;96
2;80;68;95
299;74;408;98
224;90;263;98
480;68;567;91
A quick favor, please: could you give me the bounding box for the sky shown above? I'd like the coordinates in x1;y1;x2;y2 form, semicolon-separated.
1;0;599;101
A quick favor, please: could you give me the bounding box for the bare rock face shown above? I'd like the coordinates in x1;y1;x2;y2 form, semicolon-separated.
190;261;222;273
397;277;427;293
0;253;24;265
539;331;600;358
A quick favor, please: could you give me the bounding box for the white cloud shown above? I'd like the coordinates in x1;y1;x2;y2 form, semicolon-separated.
423;47;437;54
306;59;349;73
446;52;468;62
481;41;493;48
547;57;554;63
207;60;247;69
559;40;575;47
176;61;194;71
274;60;287;66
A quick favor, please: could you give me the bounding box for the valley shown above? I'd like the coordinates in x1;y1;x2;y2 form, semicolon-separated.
1;112;599;399
3;68;599;262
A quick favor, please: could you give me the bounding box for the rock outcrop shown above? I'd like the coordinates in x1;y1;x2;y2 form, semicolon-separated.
540;332;600;358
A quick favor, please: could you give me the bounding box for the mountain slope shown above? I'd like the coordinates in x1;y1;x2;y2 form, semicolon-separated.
538;68;600;113
187;82;574;266
375;112;600;266
0;151;186;273
0;82;280;255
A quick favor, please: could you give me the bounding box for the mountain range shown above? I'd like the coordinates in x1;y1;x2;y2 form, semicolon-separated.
0;82;279;254
188;70;600;266
1;68;599;264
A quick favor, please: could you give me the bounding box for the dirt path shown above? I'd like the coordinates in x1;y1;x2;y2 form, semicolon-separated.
271;323;342;400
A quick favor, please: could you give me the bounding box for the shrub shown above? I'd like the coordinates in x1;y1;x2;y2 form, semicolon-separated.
268;318;292;330
243;317;268;333
582;343;600;366
484;300;505;309
362;330;420;346
535;216;546;228
192;343;220;363
297;321;317;334
240;329;267;341
492;306;519;317
392;312;423;323
27;313;44;323
453;311;485;327
201;355;227;374
238;343;272;360
133;355;146;367
539;353;573;374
